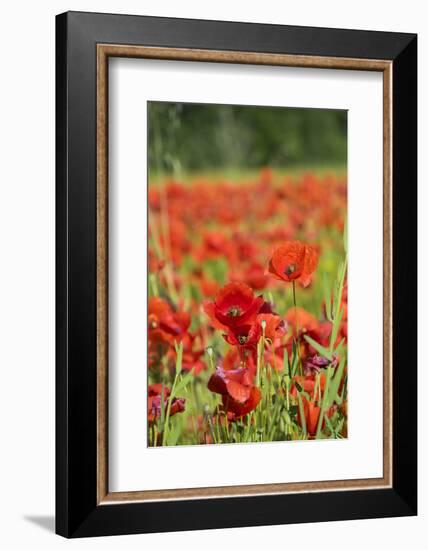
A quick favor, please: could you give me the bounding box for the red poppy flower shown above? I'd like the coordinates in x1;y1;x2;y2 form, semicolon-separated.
223;323;262;349
291;374;326;398
268;241;319;287
301;398;321;436
148;297;190;345
194;232;234;262
256;313;286;341
285;307;319;334
230;262;269;291
199;277;220;298
148;249;165;273
203;282;264;330
147;384;185;423
284;307;331;359
222;347;256;373
297;395;336;437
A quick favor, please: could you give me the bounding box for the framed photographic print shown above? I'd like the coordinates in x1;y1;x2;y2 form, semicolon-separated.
56;11;417;537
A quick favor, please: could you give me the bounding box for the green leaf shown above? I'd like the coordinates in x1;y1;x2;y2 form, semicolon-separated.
283;347;289;376
324;414;335;437
166;418;182;446
329;306;344;354
316;366;333;437
327;355;346;408
296;390;307;437
291;340;299;376
174;369;195;394
334;338;346;359
343;217;348;254
174;341;183;375
323;274;333;322
303;334;333;361
159;385;166;431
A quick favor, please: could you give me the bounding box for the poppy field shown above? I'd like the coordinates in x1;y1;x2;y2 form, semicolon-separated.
148;166;348;447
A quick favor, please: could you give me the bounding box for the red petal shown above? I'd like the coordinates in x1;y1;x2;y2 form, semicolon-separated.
169;397;186;417
203;301;229;331
207;373;227;395
215;282;254;310
267;258;285;281
226;380;251;403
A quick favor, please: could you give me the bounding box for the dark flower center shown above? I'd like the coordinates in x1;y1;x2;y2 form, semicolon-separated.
227;306;242;317
237;335;248;345
284;263;296;276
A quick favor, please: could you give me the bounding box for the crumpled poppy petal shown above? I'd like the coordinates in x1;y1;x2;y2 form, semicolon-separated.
225;379;251;403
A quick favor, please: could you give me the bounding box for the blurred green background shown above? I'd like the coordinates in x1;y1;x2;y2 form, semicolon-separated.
148;101;347;175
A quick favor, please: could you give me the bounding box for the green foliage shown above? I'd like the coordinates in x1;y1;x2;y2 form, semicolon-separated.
148;101;347;173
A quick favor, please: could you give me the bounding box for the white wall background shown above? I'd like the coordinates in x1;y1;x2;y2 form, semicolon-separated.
0;1;424;548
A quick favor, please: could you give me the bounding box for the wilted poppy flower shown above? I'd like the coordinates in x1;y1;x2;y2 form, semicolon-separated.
208;365;255;404
268;241;319;287
148;384;185;423
222;386;262;419
203;282;264;330
304;354;338;375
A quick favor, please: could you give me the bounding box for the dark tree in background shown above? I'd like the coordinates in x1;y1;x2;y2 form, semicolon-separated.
148;101;347;174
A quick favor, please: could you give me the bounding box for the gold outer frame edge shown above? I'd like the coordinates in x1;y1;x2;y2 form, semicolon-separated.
96;44;393;505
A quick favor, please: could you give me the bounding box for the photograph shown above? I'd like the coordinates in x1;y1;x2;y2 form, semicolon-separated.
147;101;348;446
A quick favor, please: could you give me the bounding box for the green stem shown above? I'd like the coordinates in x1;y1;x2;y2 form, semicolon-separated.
316;366;333;438
292;281;303;376
149;273;159;297
162;372;178;446
296;390;307;438
256;323;266;387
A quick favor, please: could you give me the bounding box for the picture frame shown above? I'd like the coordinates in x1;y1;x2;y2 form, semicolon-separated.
56;11;417;538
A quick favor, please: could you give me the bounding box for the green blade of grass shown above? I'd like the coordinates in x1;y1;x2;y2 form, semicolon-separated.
303;334;332;361
174;341;183;375
323;274;333;322
174;370;195;394
327;355;346;408
296;390;307;438
315;366;333;438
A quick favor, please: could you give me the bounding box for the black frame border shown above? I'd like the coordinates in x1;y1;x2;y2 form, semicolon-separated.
56;11;417;538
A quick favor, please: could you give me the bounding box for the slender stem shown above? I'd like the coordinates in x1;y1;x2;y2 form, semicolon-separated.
316;366;332;438
256;324;265;387
292;281;303;375
162;372;178;446
292;280;297;309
